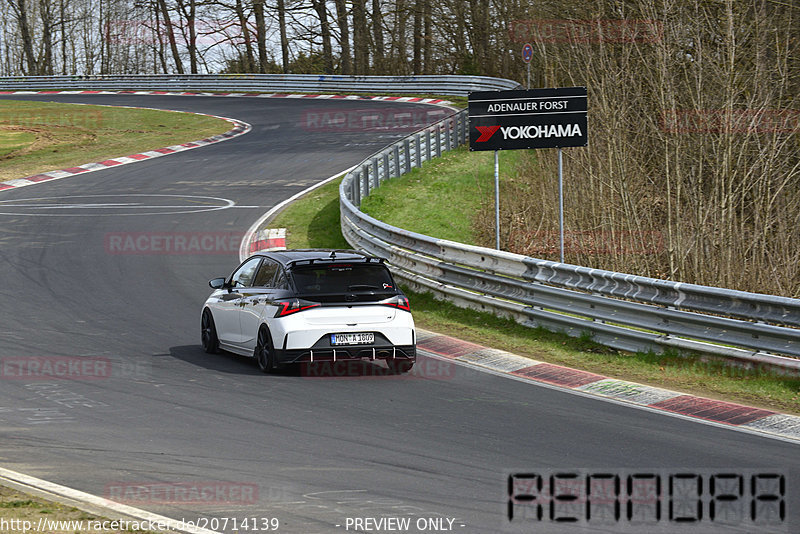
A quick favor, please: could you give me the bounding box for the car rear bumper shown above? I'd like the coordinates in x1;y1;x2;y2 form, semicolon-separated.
276;344;416;365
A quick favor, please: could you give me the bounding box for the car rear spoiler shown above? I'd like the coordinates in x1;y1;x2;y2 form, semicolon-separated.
287;256;385;269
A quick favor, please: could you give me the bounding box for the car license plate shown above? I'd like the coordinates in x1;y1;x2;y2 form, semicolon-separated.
331;333;374;345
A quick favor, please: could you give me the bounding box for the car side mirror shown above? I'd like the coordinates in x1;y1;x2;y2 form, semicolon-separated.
208;277;227;290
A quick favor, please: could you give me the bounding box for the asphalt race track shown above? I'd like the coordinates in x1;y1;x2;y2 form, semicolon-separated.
0;94;797;534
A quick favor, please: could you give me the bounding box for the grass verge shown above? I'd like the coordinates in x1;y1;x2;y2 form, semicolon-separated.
359;146;524;243
0;100;231;181
266;158;800;415
0;485;153;533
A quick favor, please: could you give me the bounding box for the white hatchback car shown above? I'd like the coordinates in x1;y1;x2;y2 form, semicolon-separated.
201;249;416;373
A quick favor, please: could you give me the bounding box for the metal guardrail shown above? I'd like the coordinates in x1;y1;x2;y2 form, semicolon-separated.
339;109;800;374
0;74;521;96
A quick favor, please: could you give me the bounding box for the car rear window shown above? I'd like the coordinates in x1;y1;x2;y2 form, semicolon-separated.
290;264;395;294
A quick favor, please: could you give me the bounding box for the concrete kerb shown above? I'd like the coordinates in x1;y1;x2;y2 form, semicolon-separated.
0;467;219;534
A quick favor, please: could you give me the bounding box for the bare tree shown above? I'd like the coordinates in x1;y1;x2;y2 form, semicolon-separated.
175;0;197;72
333;0;351;74
371;0;383;72
352;0;367;74
157;0;184;72
232;0;255;71
7;0;38;74
411;0;421;73
310;0;333;73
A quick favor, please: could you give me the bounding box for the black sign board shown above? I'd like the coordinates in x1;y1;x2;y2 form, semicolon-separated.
468;87;588;151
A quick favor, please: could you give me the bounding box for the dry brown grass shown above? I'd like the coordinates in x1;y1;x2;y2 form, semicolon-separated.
474;0;800;297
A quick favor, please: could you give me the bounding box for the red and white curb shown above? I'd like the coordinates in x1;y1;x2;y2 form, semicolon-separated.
417;330;800;443
0;89;451;107
0;90;454;194
249;227;287;253
0;108;250;193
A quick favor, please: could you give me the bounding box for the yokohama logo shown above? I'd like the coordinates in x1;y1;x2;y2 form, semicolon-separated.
475;125;501;142
476;124;582;142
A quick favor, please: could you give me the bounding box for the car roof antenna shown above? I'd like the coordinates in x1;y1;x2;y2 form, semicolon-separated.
330;250;336;260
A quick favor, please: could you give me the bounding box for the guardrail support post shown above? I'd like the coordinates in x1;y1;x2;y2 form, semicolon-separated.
361;164;370;198
382;153;389;183
352;171;361;206
435;125;442;158
445;122;452;151
393;144;401;176
371;157;379;190
425;131;431;164
404;139;411;173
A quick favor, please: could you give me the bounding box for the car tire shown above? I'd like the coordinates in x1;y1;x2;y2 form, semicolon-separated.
256;326;276;374
201;309;219;354
386;360;414;374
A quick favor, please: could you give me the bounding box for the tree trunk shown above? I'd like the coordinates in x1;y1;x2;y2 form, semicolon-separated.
176;0;198;73
158;0;184;73
352;0;368;74
13;0;38;74
393;0;407;73
153;1;168;73
371;0;384;72
59;0;67;74
234;0;255;72
333;0;351;74
275;0;289;73
412;0;422;73
422;0;431;73
468;0;489;74
311;0;333;74
40;0;54;74
253;0;269;72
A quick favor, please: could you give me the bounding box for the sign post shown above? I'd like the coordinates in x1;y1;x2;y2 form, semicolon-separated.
521;43;533;89
468;87;588;256
494;150;500;249
558;148;564;262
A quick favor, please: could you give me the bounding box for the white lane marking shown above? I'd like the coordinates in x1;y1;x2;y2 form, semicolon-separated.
0;194;250;217
6;203;143;208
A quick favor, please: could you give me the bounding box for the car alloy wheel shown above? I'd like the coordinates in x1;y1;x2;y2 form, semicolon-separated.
201;309;219;354
256;327;276;374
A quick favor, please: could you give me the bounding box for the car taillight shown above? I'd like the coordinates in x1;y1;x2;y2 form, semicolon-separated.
382;295;411;312
275;298;321;317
